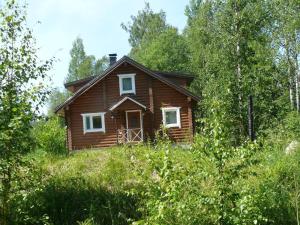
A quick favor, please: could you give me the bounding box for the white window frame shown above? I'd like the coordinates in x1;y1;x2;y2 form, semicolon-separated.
161;107;181;128
81;112;106;134
118;73;136;95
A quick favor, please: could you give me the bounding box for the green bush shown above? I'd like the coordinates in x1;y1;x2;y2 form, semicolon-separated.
132;102;300;225
32;116;67;155
9;148;142;225
8;118;300;225
283;111;300;138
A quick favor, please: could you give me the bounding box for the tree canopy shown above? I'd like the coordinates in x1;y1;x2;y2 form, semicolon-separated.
122;0;300;142
66;37;109;83
122;3;190;72
0;1;53;223
47;37;109;114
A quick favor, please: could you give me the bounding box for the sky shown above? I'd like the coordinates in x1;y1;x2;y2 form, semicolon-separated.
25;0;190;91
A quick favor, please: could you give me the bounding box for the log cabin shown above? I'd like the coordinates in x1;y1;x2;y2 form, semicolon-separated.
55;54;200;150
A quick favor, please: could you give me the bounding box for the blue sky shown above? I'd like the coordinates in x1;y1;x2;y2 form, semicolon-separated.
26;0;190;91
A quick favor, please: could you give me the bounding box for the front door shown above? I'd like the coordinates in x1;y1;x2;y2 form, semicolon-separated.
126;110;143;142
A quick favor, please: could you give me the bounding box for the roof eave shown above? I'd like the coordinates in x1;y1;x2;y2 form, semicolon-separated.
54;56;200;114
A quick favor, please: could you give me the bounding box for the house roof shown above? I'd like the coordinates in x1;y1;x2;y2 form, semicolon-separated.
109;96;147;111
55;56;200;114
64;70;195;89
64;76;96;88
154;71;194;80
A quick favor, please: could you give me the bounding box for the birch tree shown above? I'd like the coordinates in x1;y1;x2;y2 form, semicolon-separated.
274;0;300;112
0;1;53;223
186;0;279;141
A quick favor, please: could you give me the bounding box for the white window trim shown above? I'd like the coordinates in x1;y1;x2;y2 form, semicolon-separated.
81;112;106;134
118;73;136;95
161;107;181;128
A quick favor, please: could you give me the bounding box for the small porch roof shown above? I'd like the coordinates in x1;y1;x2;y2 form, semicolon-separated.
109;96;147;111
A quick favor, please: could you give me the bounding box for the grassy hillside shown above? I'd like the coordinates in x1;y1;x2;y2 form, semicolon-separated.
11;145;196;225
10;112;300;225
9;137;300;225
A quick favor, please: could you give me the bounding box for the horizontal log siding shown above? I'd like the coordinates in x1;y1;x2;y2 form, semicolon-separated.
153;79;192;142
68;63;194;150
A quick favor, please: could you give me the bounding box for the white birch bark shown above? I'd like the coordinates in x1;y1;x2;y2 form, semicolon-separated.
295;31;300;112
235;2;243;135
285;38;295;109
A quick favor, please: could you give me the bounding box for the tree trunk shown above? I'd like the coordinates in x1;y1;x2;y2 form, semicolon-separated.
294;46;300;112
235;2;244;137
285;38;295;109
295;65;299;112
289;75;295;109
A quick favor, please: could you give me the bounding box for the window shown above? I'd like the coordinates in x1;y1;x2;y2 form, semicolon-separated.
81;112;106;133
118;74;136;95
161;107;181;128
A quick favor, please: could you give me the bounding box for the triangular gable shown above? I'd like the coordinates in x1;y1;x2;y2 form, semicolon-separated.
55;56;200;114
109;96;147;111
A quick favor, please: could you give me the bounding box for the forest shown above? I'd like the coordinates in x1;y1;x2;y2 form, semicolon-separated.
0;0;300;224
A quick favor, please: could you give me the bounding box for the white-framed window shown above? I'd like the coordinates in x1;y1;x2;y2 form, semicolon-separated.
118;73;136;95
161;107;181;128
81;112;106;133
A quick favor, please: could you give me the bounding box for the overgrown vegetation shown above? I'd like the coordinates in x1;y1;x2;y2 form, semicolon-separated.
0;1;53;224
1;0;300;224
32;116;67;155
6;113;300;224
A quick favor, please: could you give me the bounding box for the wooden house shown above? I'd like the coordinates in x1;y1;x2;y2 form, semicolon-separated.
55;54;200;150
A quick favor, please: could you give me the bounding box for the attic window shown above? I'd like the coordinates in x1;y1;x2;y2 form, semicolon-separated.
118;74;136;95
81;112;106;133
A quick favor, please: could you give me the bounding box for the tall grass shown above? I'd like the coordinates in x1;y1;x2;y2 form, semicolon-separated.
8;112;300;224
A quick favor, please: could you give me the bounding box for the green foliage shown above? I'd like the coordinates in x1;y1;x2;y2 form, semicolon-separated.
129;101;300;225
5;134;300;225
282;111;300;138
121;2;169;52
251;148;300;225
94;55;109;75
3;1;300;224
66;37;109;83
67;37;86;82
48;38;108;115
47;87;70;115
9;163;52;225
9;148;142;225
272;0;300;111
194;99;265;224
185;0;284;139
122;2;189;72
32;116;67;155
132;28;190;72
0;0;53;223
77;218;95;225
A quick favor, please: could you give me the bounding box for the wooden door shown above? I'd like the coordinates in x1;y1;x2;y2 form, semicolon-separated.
126;111;143;142
127;111;141;129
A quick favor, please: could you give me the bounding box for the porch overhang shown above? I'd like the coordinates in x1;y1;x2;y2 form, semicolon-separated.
109;96;147;111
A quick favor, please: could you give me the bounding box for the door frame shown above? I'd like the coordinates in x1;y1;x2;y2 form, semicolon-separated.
125;110;143;141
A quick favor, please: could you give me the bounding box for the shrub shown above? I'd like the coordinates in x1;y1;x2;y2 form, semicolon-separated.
32;116;67;155
283;111;300;138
